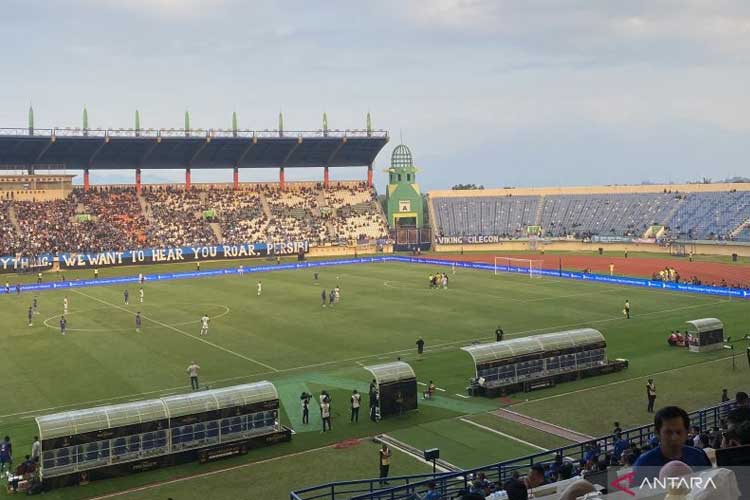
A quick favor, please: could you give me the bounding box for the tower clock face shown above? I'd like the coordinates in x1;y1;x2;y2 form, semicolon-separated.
399;200;411;212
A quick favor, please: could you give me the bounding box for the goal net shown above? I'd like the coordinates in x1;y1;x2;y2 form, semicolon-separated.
494;256;544;278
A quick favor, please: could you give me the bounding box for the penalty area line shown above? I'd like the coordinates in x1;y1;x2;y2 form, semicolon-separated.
71;289;279;372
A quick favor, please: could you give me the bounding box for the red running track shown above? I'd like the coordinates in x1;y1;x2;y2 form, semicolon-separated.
434;254;750;287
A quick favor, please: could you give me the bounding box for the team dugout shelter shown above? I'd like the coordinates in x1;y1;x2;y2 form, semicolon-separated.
685;318;725;353
364;362;418;418
0;114;388;190
35;381;290;490
461;329;628;396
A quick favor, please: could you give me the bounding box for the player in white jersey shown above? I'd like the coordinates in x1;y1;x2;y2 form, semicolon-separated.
138;273;144;285
238;265;244;276
257;280;262;296
200;314;210;336
139;288;144;303
63;296;69;315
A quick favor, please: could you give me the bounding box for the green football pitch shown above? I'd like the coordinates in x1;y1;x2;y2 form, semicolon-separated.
1;256;748;499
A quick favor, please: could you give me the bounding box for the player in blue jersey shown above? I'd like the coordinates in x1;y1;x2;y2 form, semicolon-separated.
32;296;38;315
124;289;129;305
28;306;33;327
59;316;67;336
135;312;142;333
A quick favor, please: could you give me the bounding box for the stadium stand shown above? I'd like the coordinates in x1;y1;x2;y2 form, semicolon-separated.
539;193;678;239
326;182;389;242
264;184;330;245
430;187;750;242
0;200;21;256
207;187;268;244
292;395;750;500
0;182;389;256
142;186;217;247
432;196;538;239
664;191;750;241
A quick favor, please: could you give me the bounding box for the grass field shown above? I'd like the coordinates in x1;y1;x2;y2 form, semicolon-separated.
1;256;749;499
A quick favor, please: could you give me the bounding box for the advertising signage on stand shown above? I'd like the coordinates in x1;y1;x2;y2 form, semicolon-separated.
0;241;309;273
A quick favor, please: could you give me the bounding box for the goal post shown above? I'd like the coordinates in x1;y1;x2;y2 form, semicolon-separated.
494;256;544;278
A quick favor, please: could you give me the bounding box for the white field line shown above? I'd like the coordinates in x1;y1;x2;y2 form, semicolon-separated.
454;394;470;399
459;418;547;451
378;434;453;473
0;297;731;421
495;409;594;440
511;355;735;407
72;289;279;372
86;443;336;500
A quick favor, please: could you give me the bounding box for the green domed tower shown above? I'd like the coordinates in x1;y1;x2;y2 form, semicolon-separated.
385;144;423;229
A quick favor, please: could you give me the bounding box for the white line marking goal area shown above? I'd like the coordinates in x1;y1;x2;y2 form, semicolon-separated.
72;289;279;372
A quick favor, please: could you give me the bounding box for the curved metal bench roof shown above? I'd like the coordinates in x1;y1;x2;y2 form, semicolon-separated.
461;328;605;365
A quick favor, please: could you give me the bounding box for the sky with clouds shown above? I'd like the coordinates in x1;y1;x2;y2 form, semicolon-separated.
1;0;749;190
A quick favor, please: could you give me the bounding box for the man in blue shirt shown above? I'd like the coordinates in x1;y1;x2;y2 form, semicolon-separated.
613;433;630;464
634;406;711;482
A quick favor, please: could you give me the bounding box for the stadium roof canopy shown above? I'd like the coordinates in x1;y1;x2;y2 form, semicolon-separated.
35;381;279;440
461;328;605;365
685;318;723;334
363;362;417;385
0;128;389;170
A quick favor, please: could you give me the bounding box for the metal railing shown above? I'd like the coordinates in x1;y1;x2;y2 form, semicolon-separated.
0;127;388;139
291;399;739;499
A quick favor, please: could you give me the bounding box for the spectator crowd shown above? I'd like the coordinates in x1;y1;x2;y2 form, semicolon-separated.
0;182;390;257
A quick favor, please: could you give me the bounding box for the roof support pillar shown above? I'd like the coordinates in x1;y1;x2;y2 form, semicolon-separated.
135;168;142;194
233;167;239;190
367;165;373;188
84;169;90;192
323;166;329;188
185;168;192;191
279;167;285;190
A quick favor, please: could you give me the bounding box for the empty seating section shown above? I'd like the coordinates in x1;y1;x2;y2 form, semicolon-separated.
736;227;750;241
664;191;750;240
539;193;677;238
431;190;750;241
432;196;538;238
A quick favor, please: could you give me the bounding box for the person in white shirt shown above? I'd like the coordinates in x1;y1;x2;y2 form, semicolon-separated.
139;288;144;303
138;273;144;285
31;436;41;462
351;389;361;423
257;280;262;296
238;265;244;276
321;401;331;432
187;361;201;390
63;296;69;315
200;314;210;336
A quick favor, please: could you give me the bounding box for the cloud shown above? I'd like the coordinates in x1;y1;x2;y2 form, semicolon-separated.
79;0;228;19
